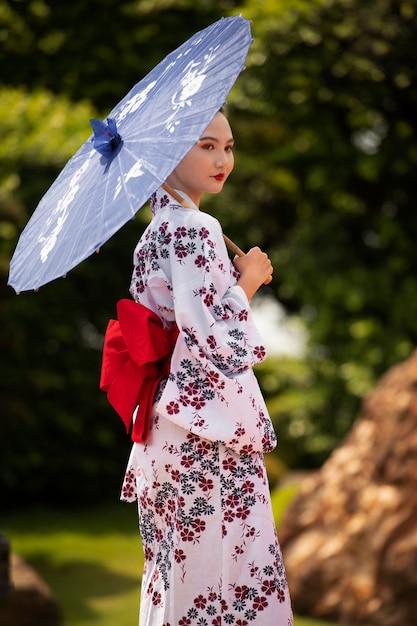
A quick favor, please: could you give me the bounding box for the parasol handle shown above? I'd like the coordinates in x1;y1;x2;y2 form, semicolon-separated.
222;233;245;257
162;184;272;285
222;234;272;285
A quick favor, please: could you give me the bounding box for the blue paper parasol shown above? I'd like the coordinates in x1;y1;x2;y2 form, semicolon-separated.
8;15;252;293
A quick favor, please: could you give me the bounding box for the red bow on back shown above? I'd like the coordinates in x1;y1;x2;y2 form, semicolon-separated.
100;299;179;442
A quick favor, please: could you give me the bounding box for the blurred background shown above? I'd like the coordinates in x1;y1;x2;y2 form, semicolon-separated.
1;0;416;623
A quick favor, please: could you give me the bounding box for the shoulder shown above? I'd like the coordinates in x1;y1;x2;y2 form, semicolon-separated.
196;209;222;231
154;205;222;239
176;208;222;235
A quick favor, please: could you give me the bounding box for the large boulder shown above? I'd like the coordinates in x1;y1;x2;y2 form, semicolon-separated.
279;348;417;626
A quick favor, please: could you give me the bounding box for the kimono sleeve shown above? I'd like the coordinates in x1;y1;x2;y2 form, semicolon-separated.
171;211;266;373
156;211;277;454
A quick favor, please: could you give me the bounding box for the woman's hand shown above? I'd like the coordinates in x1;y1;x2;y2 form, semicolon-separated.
234;247;273;301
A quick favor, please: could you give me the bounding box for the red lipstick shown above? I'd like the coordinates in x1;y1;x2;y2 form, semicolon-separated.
214;174;225;181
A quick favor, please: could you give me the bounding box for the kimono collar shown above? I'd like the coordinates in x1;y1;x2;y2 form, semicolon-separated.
151;187;198;216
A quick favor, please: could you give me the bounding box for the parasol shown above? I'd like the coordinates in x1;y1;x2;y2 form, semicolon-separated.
8;15;255;293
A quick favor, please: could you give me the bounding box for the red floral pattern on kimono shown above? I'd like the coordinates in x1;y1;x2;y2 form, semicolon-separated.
122;188;293;625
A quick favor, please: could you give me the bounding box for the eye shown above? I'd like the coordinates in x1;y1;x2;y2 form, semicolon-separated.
225;144;234;153
201;143;214;150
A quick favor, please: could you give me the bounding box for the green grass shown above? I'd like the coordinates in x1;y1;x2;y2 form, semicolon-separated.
3;504;142;626
3;496;335;626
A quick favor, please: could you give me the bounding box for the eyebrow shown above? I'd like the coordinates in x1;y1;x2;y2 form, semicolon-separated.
198;135;234;143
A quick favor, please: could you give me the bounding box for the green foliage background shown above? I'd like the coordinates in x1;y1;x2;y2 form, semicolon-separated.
1;0;416;507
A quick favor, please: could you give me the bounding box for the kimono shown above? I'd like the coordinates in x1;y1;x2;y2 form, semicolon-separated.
121;188;293;626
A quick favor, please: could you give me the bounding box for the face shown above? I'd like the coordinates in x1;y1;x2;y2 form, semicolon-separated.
166;111;234;206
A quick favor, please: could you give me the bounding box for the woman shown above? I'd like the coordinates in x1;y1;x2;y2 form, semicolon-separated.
120;110;293;625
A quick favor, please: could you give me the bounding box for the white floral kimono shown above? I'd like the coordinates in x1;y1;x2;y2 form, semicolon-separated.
121;188;293;626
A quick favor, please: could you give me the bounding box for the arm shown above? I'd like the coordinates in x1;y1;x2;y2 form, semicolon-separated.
156;211;277;454
170;213;267;374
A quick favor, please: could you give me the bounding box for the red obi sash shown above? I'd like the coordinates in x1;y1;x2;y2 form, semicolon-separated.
100;299;179;442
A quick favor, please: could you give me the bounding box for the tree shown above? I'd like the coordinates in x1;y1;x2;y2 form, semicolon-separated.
0;0;226;110
225;0;417;462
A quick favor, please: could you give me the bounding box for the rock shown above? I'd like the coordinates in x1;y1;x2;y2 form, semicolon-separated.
279;348;417;626
0;553;61;626
0;535;11;597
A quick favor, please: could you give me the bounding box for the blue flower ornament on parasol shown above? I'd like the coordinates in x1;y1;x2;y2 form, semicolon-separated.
8;15;253;293
90;118;123;158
